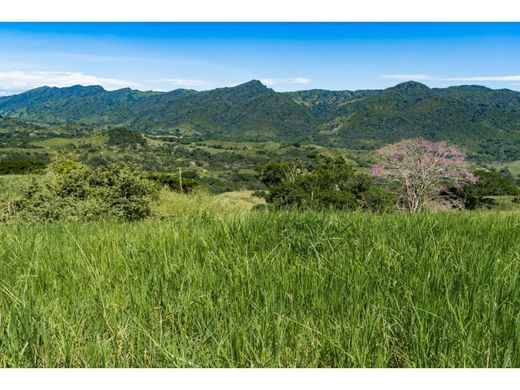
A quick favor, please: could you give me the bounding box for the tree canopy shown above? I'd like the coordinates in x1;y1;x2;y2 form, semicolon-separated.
256;154;395;211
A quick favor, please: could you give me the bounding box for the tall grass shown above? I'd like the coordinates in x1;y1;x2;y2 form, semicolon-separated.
151;189;265;217
0;174;35;201
0;210;519;367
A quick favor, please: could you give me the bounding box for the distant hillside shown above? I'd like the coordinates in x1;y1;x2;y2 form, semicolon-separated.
311;82;520;158
0;85;160;124
1;80;520;161
120;80;319;141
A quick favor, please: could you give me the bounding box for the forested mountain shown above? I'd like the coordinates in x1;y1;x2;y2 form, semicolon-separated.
120;80;319;141
0;85;160;124
1;80;519;160
310;82;520;161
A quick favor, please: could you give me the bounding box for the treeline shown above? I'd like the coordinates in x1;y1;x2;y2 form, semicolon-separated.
1;147;519;223
255;153;520;212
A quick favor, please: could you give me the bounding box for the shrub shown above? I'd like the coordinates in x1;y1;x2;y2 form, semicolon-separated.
146;172;199;193
255;154;395;211
106;128;147;148
5;156;159;222
450;169;520;209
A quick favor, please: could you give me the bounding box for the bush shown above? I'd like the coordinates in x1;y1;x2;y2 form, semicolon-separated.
106;128;147;148
146;172;199;193
0;158;46;174
4;156;159;222
449;169;520;209
255;155;396;211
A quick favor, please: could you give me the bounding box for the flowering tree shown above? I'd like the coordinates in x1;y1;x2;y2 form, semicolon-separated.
371;139;477;212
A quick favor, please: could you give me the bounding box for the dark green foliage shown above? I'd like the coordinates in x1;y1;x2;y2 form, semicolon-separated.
0;81;318;143
200;177;238;194
6;157;159;222
313;82;520;160
0;158;46;174
285;88;378;121
125;80;319;141
256;154;395;211
146;172;199;193
3;81;520;161
0;85;160;124
449;169;520;209
106;128;147;147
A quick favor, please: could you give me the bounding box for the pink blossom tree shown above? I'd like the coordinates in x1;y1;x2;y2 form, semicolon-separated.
371;139;477;212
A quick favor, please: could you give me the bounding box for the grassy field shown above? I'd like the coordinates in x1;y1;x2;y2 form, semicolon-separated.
0;205;519;367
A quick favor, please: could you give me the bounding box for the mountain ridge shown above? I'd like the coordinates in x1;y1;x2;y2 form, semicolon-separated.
1;80;520;161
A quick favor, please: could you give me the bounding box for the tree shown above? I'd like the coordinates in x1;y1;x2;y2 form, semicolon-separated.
256;154;395;211
448;169;520;209
106;128;147;148
146;172;200;193
371;139;477;212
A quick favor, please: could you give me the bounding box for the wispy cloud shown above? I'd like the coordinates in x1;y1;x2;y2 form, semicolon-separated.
379;74;434;81
149;78;210;89
260;77;312;86
379;74;520;83
0;70;140;95
442;75;520;81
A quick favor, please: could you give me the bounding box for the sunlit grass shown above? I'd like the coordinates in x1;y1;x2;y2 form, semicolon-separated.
151;188;265;218
0;208;518;367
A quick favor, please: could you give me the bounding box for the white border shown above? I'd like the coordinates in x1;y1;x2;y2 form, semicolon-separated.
1;0;520;387
0;368;519;389
0;0;519;21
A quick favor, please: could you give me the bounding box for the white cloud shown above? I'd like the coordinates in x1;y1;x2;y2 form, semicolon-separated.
149;78;210;88
380;74;520;83
379;74;434;81
441;75;520;81
260;77;312;86
0;70;141;95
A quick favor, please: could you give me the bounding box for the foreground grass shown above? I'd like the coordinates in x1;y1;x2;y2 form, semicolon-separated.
0;210;519;367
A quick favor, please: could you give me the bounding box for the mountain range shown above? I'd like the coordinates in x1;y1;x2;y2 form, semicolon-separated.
1;80;519;161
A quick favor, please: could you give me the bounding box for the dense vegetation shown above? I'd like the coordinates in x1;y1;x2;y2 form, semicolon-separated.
1;80;520;198
146;172;200;193
3;157;158;222
0;81;519;368
0;209;518;367
0;158;46;174
256;154;395;211
2;81;520;160
106;128;147;147
450;169;520;209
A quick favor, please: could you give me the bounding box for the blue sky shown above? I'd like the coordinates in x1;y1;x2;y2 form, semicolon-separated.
0;22;519;95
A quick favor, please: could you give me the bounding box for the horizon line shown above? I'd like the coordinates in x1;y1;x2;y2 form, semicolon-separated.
2;79;520;98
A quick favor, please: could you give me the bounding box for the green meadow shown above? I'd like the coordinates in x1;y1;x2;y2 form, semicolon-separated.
0;199;519;367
